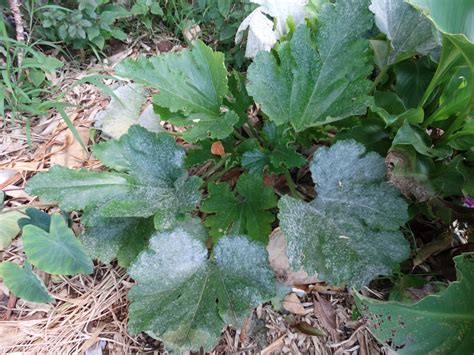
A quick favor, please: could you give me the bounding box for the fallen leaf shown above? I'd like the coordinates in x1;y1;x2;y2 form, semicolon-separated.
94;83;163;138
314;293;338;339
282;293;306;315
50;127;90;168
211;141;225;157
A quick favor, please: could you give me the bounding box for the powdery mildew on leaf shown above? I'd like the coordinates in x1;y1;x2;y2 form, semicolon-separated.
369;0;439;64
356;253;474;354
278;140;410;288
26;126;202;230
247;0;373;131
127;227;276;352
116;41;238;142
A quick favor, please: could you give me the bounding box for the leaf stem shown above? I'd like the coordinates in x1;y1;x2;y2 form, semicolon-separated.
233;129;246;141
371;67;388;93
284;170;301;199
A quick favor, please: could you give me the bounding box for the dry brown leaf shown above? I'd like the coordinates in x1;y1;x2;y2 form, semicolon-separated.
314;293;338;340
267;228;319;286
282;293;306;315
211;141;225;157
49;127;90;168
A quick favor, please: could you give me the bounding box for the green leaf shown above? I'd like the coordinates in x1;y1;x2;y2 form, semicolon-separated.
26;126;202;227
201;174;277;242
394;58;435;108
407;0;474;42
17;207;52;232
392;121;451;158
369;0;439;64
0;210;23;250
150;3;163;16
22;214;93;275
0;262;53;303
269;143;306;173
116;41;236;142
278;140;410;288
127;228;276;352
242;149;269;175
356;253;474;354
247;0;373;132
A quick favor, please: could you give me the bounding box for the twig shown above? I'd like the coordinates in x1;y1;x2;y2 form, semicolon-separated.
8;0;25;66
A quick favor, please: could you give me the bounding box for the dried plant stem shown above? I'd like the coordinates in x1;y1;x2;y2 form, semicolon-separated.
8;0;25;66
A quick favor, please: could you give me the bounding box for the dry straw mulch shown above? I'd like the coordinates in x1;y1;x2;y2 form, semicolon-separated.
1;43;386;354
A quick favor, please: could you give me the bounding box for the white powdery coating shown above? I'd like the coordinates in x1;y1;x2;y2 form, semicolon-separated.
129;229;207;290
369;0;439;64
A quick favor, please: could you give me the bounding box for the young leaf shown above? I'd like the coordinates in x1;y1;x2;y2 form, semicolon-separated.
201;174;277;242
369;0;439;64
127;227;276;352
22;214;93;275
27;126;202;230
247;0;373;132
0;262;54;303
0;210;23;250
116;41;237;142
356;253;474;354
278;140;410;288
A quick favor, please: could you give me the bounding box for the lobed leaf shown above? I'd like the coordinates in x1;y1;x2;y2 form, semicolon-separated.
27;126;202;230
201;174;277;242
278;140;410;288
247;0;373;132
116;41;238;142
127;225;276;352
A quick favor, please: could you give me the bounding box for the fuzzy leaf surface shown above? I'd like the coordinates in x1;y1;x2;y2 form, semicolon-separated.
369;0;439;64
22;214;93;275
127;227;276;352
27;126;202;229
116;41;237;142
201;174;277;242
0;262;53;303
278;140;410;288
356;253;474;354
247;0;373;131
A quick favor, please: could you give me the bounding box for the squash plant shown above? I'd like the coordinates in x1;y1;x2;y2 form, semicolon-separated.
3;0;472;352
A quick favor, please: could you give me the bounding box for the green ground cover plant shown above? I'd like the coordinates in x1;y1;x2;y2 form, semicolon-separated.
1;0;473;352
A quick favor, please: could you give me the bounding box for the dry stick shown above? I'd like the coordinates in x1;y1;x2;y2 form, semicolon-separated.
8;0;25;66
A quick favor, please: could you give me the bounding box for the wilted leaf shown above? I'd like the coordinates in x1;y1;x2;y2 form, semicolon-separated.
356;253;474;354
247;0;373;131
0;262;53;303
127;226;276;352
278;140;410;288
0;210;23;250
22;214;93;275
94;83;163;138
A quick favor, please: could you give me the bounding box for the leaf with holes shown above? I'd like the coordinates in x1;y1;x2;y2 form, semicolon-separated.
356;253;474;354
